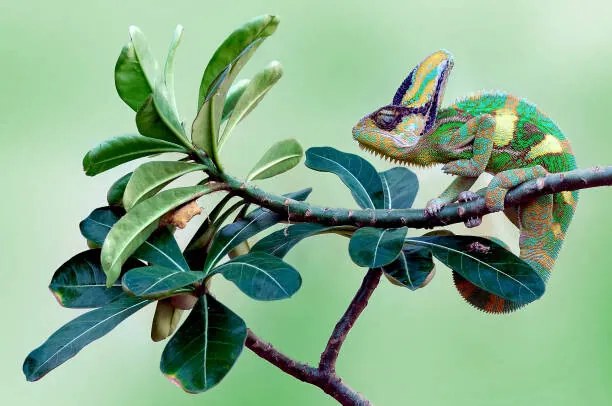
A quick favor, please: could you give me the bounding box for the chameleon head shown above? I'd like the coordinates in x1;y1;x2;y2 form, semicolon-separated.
352;106;428;163
352;49;454;165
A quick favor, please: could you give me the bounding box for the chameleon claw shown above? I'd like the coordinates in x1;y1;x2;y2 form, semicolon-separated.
425;198;445;216
457;191;482;228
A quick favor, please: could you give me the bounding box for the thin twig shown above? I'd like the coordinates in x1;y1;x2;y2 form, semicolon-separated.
319;269;382;372
246;329;372;406
226;166;612;228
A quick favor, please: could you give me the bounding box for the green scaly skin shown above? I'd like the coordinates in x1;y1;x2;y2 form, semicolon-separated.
352;50;578;313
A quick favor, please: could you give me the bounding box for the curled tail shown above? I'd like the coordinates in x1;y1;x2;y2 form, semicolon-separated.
454;191;578;313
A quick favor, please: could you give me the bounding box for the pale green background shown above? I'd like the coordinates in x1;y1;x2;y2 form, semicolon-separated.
2;0;611;405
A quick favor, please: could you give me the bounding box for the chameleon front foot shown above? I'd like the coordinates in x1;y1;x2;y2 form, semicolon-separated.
457;191;482;228
424;198;446;217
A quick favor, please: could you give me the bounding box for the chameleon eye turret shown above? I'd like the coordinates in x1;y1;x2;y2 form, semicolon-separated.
353;50;578;313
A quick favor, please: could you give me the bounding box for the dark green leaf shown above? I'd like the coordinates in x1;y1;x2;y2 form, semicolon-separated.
305;147;384;209
101;186;209;286
136;95;178;142
82;134;188;176
198;14;279;107
222;79;250;121
381;245;435;290
349;227;408;268
160;294;246;393
213;252;301;300
252;223;335;258
107;172;132;206
23;295;149;381
122;266;204;299
220;61;283;147
80;207;189;272
114;42;152;111
406;236;545;304
379;167;418;209
49;249;144;308
123;161;206;209
203;188;311;273
246;138;302;181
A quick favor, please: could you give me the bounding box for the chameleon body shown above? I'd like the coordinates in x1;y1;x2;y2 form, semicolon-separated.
352;50;578;313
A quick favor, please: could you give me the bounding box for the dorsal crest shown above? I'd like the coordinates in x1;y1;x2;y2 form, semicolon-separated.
393;50;454;133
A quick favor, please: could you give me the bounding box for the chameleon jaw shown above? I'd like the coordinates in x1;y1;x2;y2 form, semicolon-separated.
357;143;407;165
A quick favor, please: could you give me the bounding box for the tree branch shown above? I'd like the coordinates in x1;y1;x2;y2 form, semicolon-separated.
246;329;372;406
237;165;611;405
319;269;382;372
227;166;612;228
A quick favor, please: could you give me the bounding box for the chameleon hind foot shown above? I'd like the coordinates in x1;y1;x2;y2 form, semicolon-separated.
457;190;481;227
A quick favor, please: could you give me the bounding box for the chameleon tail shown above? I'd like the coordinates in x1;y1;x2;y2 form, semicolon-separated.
453;191;578;313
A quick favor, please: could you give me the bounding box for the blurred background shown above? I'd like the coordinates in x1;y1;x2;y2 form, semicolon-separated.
2;0;611;405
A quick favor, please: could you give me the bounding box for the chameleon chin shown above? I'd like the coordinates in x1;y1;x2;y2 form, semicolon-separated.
353;50;578;313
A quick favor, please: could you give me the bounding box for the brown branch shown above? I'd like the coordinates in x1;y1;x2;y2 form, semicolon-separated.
246;329;372;406
235;165;611;405
319;269;382;372
227;166;612;229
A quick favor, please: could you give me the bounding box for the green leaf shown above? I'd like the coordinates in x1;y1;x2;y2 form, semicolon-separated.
82;134;188;176
379;167;419;209
123;161;206;209
252;223;336;258
101;186;209;286
128;26;159;87
305;147;384;209
122;265;204;299
380;245;435;290
203;188;312;273
198;14;279;107
191;66;230;164
220;61;283;148
406;236;545;304
212;252;301;300
49;249;144;308
160;294;246;393
246;138;302;181
23;295;149;381
349;227;408;268
192;42;261;166
163;25;183;113
114;42;152;111
153;80;190;148
80;207;189;272
222;79;250;122
136;95;179;143
107;172;132;206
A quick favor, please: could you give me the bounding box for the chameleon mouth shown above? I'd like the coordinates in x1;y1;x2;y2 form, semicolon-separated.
357;143;406;165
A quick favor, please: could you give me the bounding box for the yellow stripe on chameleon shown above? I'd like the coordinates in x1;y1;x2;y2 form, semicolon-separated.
401;50;450;106
561;191;576;206
526;134;564;160
492;109;518;147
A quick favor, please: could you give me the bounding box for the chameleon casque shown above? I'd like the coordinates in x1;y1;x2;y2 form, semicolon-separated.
352;50;578;313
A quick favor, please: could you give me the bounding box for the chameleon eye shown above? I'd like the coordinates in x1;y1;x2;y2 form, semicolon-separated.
373;110;397;130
